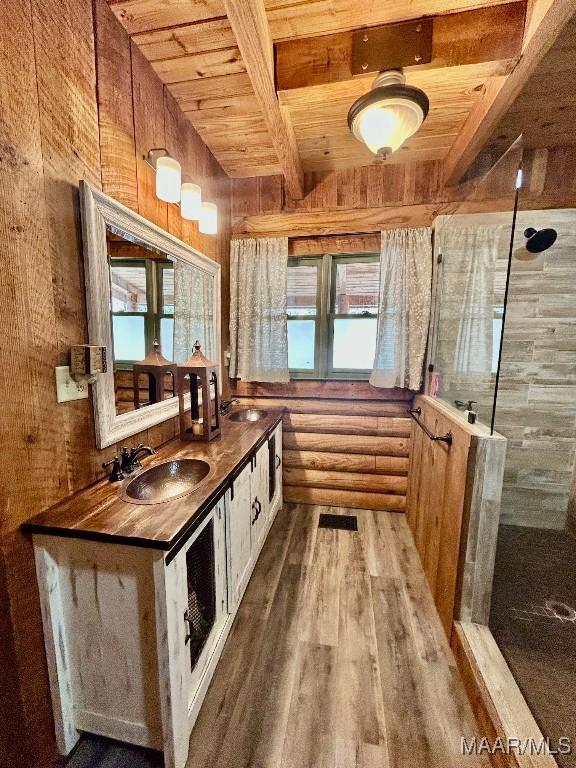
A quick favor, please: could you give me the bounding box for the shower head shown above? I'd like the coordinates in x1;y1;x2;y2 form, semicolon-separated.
523;227;557;253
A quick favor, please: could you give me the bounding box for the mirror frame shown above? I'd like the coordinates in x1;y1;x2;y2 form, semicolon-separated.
80;181;221;449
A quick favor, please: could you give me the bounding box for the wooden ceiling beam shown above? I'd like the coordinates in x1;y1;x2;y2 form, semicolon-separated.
276;2;526;91
289;234;381;255
232;191;576;236
109;0;521;36
221;0;305;198
443;0;576;185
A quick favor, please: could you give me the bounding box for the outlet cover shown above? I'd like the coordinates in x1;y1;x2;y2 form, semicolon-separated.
55;366;89;403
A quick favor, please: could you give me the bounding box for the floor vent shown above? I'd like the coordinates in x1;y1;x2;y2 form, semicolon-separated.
318;513;358;531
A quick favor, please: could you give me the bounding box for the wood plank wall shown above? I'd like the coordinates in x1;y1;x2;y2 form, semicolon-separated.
0;2;230;765
231;146;576;236
233;382;413;511
406;396;506;636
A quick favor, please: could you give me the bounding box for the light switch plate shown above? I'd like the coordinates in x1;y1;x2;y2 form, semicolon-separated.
55;366;89;403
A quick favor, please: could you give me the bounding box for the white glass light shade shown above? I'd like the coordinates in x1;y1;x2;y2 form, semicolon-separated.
155;155;181;203
180;182;202;220
199;202;217;235
348;71;428;160
352;98;425;157
354;99;424;155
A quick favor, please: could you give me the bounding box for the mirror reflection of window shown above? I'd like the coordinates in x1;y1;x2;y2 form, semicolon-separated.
109;257;175;366
107;229;177;416
106;226;217;416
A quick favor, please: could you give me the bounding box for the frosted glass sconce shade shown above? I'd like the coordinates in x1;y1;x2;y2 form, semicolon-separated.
180;182;202;220
199;202;217;235
155;155;181;203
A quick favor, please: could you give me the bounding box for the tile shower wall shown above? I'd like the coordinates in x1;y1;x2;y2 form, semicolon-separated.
433;209;576;529
497;209;576;529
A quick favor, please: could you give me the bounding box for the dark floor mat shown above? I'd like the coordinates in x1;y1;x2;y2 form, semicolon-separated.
490;525;576;768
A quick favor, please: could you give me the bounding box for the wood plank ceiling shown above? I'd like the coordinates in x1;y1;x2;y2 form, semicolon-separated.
107;0;572;188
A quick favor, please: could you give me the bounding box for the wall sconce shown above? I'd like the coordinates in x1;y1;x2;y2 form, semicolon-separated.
145;148;181;203
199;201;218;235
181;182;202;221
146;148;217;235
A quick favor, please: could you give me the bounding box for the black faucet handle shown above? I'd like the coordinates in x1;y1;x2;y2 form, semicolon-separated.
121;446;133;472
102;456;124;482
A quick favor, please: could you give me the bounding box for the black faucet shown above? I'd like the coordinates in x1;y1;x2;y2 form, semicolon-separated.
102;456;124;482
219;398;239;416
454;399;477;411
120;444;156;475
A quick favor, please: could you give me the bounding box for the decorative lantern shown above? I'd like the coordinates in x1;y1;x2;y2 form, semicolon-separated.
132;340;177;409
177;340;221;442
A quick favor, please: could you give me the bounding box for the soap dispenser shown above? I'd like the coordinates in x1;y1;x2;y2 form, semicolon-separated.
464;400;477;424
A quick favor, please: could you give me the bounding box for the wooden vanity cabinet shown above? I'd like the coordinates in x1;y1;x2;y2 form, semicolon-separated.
226;423;283;612
32;424;283;768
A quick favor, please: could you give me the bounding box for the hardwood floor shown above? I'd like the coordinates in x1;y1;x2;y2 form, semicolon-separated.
67;504;490;768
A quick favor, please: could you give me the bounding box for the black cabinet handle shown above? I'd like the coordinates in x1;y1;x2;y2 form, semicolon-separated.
275;454;281;469
251;501;258;525
184;610;192;644
251;497;262;525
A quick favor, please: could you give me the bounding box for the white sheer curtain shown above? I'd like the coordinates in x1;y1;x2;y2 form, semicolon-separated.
437;225;497;375
173;260;215;363
229;237;289;382
370;227;432;390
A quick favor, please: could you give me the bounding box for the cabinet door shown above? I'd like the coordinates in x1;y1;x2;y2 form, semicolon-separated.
226;463;252;609
272;423;283;513
251;444;269;551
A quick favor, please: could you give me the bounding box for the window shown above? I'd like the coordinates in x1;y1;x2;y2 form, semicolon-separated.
287;253;379;379
110;258;174;366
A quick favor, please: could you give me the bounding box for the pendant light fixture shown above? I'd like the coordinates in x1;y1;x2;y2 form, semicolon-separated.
348;70;429;160
180;182;202;221
199;202;218;235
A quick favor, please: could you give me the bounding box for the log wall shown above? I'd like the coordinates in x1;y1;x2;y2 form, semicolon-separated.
233;383;413;512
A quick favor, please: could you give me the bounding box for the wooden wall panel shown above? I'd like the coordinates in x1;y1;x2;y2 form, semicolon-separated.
0;1;231;765
0;1;65;763
94;0;138;210
406;396;505;635
231;147;576;236
131;41;168;229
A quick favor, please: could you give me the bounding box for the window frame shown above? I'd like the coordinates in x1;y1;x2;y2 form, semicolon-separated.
287;251;380;380
110;257;174;369
287;255;326;378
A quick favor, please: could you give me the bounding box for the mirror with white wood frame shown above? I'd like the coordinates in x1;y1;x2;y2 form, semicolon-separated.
80;182;221;449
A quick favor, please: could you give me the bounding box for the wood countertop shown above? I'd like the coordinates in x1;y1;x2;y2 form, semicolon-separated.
23;410;283;551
